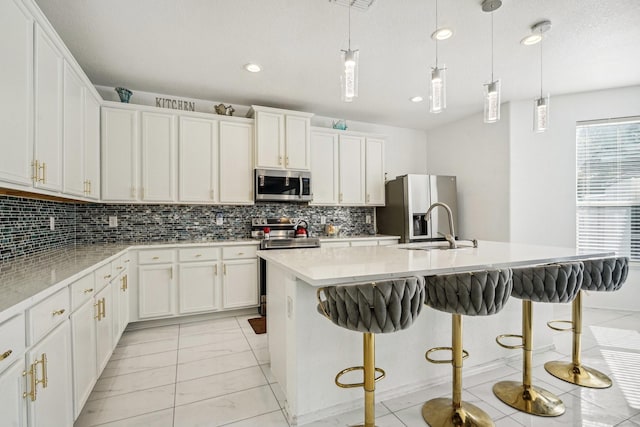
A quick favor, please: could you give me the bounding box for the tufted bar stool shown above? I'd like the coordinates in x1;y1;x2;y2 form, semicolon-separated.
493;262;583;417
545;257;629;388
422;268;513;427
316;276;426;427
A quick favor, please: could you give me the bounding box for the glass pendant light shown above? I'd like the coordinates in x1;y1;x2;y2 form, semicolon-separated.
430;0;446;114
341;4;359;102
482;0;502;123
533;23;551;132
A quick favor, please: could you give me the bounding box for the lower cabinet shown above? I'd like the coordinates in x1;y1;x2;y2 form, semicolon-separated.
116;272;130;340
0;360;27;427
138;263;174;319
222;259;258;309
26;320;73;427
178;262;220;314
95;284;113;374
70;298;97;420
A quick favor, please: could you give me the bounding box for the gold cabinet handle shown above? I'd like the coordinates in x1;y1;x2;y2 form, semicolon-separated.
94;300;102;320
52;309;66;316
366;194;370;203
124;259;130;263
32;160;39;182
101;298;106;318
87;180;92;195
237;252;244;256
0;349;12;361
104;274;111;279
278;155;282;165
23;363;37;401
83;288;94;294
285;156;289;166
39;162;46;183
117;266;124;270
214;264;218;275
195;254;202;258
152;256;159;260
121;275;128;291
223;264;227;275
339;193;343;202
35;353;47;389
83;180;88;195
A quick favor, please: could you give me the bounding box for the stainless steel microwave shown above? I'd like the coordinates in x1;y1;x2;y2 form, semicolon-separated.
255;169;312;202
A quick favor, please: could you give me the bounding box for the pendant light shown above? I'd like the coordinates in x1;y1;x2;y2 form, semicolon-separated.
482;0;502;123
532;20;552;133
430;0;446;114
341;4;359;102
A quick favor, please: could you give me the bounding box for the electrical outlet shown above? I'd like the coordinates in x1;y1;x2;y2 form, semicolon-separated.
108;216;118;228
215;213;223;225
49;217;55;230
320;216;326;225
365;215;371;224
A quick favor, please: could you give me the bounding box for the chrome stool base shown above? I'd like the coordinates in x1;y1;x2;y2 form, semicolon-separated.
422;398;494;427
544;361;612;389
493;381;565;417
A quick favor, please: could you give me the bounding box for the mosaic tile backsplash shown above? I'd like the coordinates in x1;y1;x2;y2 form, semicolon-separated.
0;195;375;261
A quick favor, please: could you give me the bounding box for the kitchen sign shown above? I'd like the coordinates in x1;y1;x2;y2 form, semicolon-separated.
155;97;196;111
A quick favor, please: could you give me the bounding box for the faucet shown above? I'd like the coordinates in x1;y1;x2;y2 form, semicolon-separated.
425;202;457;249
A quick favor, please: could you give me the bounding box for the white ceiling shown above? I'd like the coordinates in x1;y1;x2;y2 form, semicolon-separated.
35;0;640;131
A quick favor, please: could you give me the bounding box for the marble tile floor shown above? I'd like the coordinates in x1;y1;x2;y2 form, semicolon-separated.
75;306;640;427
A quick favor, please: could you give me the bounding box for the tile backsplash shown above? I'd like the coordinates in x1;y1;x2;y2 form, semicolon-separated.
0;195;375;261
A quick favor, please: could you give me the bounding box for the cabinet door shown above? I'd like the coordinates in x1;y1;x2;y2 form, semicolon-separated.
110;279;121;348
138;264;174;319
26;321;73;427
255;111;283;168
178;117;218;202
219;121;253;204
222;259;258;309
70;299;97;420
284;115;310;170
339;135;366;205
95;285;113;373
83;92;101;199
117;273;130;338
310;131;339;205
178;262;219;314
141;112;176;202
365;137;385;206
33;26;63;192
62;61;86;196
102;108;138;201
0;360;27;427
0;0;33;186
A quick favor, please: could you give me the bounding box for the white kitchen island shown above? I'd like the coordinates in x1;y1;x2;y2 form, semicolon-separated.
257;240;612;425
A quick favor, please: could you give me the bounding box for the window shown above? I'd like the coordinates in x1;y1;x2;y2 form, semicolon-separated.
576;117;640;262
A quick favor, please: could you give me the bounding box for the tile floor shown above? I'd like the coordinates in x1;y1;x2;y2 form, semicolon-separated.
75;306;640;427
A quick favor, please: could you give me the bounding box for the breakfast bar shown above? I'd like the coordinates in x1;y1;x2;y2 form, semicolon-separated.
258;240;612;425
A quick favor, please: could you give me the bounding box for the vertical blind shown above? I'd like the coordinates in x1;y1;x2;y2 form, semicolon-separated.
576;117;640;261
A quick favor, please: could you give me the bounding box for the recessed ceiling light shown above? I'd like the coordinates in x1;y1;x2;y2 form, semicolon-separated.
244;63;261;73
431;27;454;41
410;96;424;103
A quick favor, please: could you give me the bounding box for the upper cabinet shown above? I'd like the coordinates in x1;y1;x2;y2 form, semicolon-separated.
63;62;86;197
102;107;139;201
141;112;177;202
219;121;254;204
0;0;33;187
249;106;313;170
179;116;218;203
310;128;385;207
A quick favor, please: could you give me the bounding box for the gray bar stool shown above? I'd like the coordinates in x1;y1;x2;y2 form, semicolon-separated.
423;269;513;427
545;257;629;388
493;262;583;417
316;276;426;427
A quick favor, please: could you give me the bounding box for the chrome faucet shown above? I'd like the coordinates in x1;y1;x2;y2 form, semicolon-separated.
425;202;457;249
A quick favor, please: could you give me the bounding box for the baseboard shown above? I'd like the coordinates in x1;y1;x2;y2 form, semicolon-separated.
124;307;259;331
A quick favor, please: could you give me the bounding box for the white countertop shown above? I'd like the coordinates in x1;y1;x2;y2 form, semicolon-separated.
318;234;399;242
257;240;614;286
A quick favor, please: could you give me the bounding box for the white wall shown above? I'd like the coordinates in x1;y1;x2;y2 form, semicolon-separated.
426;106;511;241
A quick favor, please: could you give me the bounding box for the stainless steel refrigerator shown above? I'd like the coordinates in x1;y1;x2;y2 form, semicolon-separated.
376;174;458;243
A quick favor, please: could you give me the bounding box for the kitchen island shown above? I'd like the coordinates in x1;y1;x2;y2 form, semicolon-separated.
258;240;612;425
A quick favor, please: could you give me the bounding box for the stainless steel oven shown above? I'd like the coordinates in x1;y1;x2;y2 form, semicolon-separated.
255;169;312;202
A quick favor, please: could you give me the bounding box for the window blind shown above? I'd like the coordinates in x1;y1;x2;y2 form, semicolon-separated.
576;118;640;261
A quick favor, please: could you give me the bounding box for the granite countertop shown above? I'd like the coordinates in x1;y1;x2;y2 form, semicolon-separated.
257;240;614;286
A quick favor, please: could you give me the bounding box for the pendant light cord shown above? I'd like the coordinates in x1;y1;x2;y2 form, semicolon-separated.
539;31;543;98
348;3;352;50
435;0;439;67
491;11;494;81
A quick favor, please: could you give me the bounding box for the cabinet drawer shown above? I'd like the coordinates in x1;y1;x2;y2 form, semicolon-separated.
138;249;175;265
179;247;220;262
0;314;25;374
28;288;70;345
111;253;129;277
222;245;257;260
377;239;398;246
95;263;112;290
70;273;96;311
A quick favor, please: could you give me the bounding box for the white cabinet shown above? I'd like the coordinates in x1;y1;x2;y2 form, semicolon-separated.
26;321;73;427
178;261;220;314
310;131;339;205
95;284;113;373
222;259;258;309
33;26;63;192
102;107;139;201
83;92;101;199
250;106;312;170
0;361;26;427
62;61;86;196
141;112;176;202
115;272;130;342
138;250;175;319
179;117;218;202
70;298;97;419
365;137;385;206
339;134;366;205
219;121;254;204
0;0;33;187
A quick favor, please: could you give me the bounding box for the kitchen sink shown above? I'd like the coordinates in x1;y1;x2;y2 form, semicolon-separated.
396;239;478;251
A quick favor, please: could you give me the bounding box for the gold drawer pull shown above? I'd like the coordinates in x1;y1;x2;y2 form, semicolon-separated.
152;256;160;260
124;259;130;263
83;288;94;294
238;252;244;255
52;309;66;316
0;349;12;361
117;266;124;270
23;363;37;401
94;301;102;320
195;254;202;258
104;274;111;279
36;353;48;388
